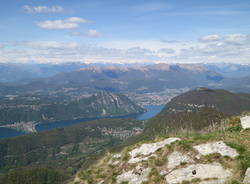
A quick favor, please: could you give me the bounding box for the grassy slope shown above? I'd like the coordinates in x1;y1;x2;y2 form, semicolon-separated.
143;107;227;139
74;114;250;184
0;118;143;175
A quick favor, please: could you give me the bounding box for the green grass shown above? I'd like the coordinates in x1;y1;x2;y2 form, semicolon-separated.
239;152;250;172
226;143;246;154
121;181;129;184
230;180;243;184
177;140;193;151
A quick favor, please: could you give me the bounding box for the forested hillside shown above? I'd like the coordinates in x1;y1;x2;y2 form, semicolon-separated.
0;92;145;126
142;88;250;140
0;118;144;181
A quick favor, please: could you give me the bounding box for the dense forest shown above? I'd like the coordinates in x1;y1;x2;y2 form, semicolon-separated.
0;118;144;183
0;167;67;184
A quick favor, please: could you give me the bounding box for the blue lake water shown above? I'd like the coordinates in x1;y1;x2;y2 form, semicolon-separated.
133;105;165;120
0;127;25;139
0;105;164;139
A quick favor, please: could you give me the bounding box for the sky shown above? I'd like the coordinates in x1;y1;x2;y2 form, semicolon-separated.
0;0;250;64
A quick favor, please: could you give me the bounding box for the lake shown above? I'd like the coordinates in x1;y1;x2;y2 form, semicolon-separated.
0;128;25;139
0;105;164;139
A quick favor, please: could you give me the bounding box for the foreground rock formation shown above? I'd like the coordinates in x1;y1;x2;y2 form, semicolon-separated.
165;163;231;184
241;115;250;129
72;113;250;184
116;167;151;184
244;168;250;184
128;138;180;164
193;141;239;158
73;137;244;184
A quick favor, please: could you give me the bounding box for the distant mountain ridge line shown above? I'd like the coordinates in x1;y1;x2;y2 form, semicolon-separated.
0;92;145;130
1;62;250;94
8;63;224;94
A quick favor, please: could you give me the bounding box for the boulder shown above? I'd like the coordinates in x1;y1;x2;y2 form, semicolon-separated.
240;116;250;129
128;137;180;164
244;168;250;184
165;162;232;184
193;141;239;158
167;151;194;170
116;168;151;184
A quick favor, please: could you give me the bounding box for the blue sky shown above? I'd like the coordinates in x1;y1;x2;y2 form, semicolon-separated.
0;0;250;63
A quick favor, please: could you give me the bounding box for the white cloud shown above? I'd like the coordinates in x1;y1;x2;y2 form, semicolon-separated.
1;34;250;64
223;34;248;43
86;29;101;38
65;17;88;24
23;5;63;13
36;17;89;30
158;48;175;54
199;34;249;44
26;41;80;49
199;35;221;42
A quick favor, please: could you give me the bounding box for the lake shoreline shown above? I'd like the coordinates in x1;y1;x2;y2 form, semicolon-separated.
0;112;147;133
0;121;38;133
0;105;164;139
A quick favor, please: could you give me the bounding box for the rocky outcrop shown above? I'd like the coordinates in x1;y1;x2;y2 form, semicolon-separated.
193;141;239;158
128;138;180;164
72;109;250;184
244;168;250;184
241;116;250;129
73;137;242;184
116;167;151;184
167;151;194;170
165;163;232;184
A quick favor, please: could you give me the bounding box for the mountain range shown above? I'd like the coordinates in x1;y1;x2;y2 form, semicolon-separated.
3;63;223;94
1;62;250;95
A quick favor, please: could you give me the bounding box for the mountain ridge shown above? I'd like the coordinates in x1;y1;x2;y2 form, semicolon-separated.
140;88;250;140
0;92;145;130
15;64;223;94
